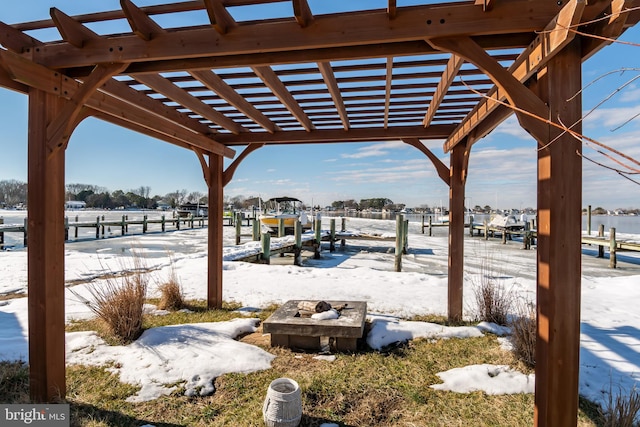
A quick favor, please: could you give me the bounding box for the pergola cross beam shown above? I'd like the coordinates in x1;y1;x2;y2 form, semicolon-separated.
423;54;464;128
134;73;245;135
442;0;586;152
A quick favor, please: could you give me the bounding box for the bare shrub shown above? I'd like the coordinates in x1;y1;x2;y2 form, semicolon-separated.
72;252;148;344
509;300;536;368
600;383;640;427
473;255;513;326
157;267;184;311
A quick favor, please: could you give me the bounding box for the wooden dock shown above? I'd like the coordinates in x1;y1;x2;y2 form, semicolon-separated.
0;214;208;249
467;219;640;269
229;216;409;271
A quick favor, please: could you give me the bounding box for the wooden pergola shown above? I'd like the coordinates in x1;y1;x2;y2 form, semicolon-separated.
1;0;637;425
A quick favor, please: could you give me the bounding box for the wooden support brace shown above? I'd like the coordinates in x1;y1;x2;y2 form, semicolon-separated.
402;138;451;186
223;143;265;186
46;63;128;155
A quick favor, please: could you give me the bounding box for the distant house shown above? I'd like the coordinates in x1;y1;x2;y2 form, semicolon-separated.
65;200;86;210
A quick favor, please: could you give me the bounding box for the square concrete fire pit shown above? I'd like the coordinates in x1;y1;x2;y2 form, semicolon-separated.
263;300;367;351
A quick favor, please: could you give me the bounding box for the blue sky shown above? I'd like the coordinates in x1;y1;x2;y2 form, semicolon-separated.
1;1;639;210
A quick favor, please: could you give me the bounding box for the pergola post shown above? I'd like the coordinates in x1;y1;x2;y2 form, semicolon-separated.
534;38;583;427
207;153;224;309
27;89;67;402
447;140;468;323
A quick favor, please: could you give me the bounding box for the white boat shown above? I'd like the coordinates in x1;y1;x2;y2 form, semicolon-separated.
487;214;526;231
259;197;312;233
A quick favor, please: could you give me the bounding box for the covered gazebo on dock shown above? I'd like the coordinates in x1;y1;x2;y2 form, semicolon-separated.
1;1;637;425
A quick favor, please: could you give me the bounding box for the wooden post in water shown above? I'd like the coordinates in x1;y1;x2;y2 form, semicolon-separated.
0;218;4;248
314;217;322;259
235;212;242;245
421;215;425;234
609;227;617;269
341;217;346;249
74;216;79;239
261;232;271;264
252;219;260;241
469;215;474;236
278;218;285;238
330;218;336;252
176;215;180;230
502;228;507;244
23;218;27;247
428;215;433;237
143;215;148;233
161;215;166;232
587;205;592;235
598;224;605;258
96;216;100;239
403;219;409;254
294;220;302;266
395;214;404;272
64;217;69;241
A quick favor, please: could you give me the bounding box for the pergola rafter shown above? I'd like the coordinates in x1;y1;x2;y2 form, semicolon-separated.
0;1;637;426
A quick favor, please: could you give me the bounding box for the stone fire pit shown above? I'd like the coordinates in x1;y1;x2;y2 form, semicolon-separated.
262;300;367;351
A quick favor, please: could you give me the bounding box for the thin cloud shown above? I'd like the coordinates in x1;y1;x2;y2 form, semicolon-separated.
341;141;406;159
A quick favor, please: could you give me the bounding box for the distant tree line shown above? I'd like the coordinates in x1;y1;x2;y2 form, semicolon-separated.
0;180;207;210
3;180;639;214
330;198;402;211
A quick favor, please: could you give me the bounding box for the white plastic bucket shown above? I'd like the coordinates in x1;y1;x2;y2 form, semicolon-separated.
262;378;302;427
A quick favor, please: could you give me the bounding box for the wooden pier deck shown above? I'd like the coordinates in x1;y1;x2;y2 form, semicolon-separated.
0;214;209;248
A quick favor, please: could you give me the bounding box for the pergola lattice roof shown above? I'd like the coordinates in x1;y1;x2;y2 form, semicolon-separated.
4;0;635;157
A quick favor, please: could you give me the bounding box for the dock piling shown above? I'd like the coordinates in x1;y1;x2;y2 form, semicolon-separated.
610;227;617;269
294;220;302;266
598;224;605;258
330;219;336;252
395;214;404;272
261;232;271;264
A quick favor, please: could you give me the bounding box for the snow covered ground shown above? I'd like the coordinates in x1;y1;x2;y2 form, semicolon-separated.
1;210;639;409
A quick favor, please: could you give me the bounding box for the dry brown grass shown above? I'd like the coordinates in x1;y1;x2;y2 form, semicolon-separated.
600;383;640;427
510;299;537;368
70;253;148;344
473;255;513;326
156;266;184;311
